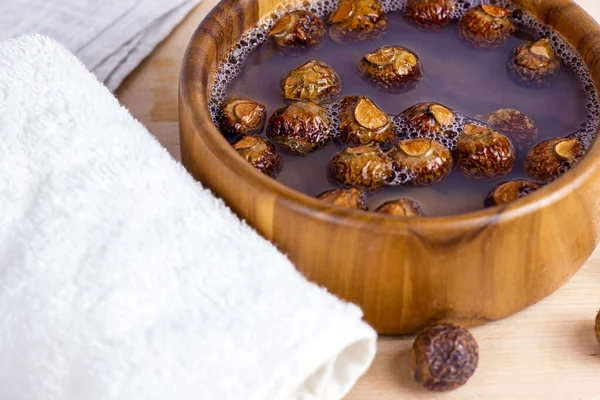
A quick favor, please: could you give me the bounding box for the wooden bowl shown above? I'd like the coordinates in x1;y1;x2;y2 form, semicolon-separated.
179;0;600;334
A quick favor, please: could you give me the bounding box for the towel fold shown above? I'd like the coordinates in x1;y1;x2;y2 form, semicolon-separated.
0;35;376;400
0;0;201;90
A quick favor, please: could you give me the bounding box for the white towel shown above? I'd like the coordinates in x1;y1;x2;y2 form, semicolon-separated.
0;34;376;400
0;0;201;91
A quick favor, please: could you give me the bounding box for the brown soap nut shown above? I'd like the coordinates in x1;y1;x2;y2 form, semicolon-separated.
484;179;542;208
375;198;425;217
411;323;479;391
456;123;516;180
339;96;396;147
595;310;600;344
328;0;388;42
328;144;394;189
508;38;561;87
217;97;266;138
404;0;457;29
267;10;326;55
387;138;453;185
232;135;283;177
268;101;331;156
281;59;342;104
358;45;423;92
316;188;368;210
458;4;516;49
524;136;584;182
477;108;538;151
400;102;457;141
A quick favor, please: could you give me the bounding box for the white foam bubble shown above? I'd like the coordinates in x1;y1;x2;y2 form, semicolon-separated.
210;0;600;151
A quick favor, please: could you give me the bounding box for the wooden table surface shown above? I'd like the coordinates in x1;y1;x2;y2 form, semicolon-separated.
116;2;600;398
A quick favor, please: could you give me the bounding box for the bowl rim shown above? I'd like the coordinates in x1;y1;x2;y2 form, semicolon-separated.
180;0;600;231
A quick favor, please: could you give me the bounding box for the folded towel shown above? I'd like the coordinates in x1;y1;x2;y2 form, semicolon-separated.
0;35;376;400
0;0;201;91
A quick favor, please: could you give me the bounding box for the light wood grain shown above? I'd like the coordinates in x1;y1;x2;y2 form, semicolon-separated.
117;2;600;398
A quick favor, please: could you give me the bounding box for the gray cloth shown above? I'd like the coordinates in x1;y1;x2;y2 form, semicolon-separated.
0;0;200;90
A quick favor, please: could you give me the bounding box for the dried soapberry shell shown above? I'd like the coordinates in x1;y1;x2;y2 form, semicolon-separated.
484;179;542;208
358;46;423;92
477;108;538;151
456;123;516;180
458;4;516;49
400;102;457;141
232;135;283;177
217;97;266;137
329;0;388;42
404;0;457;29
316;188;368;210
268;101;331;156
411;323;479;391
267;10;326;55
328;144;394;189
595;312;600;343
281;59;342;104
508;38;561;87
524;136;584;182
387;138;453;185
339;96;396;147
376;198;425;217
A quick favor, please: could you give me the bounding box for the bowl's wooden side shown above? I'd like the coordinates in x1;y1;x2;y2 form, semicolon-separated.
180;0;600;333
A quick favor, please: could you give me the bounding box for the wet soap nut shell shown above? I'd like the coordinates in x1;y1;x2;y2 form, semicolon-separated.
267;10;326;55
316;188;368;210
458;4;516;49
404;0;457;29
268;101;331;155
328;0;388;42
595;310;600;344
388;138;453;185
508;38;561;87
328;144;394;189
484;179;542;208
478;108;538;151
232;135;283;177
217;97;266;137
411;323;479;391
524;136;584;182
376;198;425;217
400;102;457;141
281;59;342;104
339;96;396;147
359;46;423;92
456;123;516;180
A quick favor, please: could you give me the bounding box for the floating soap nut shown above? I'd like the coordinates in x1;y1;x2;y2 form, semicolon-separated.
477;108;538;151
403;0;457;29
456;123;516;180
268;101;331;155
483;179;542;208
217;96;266;138
458;4;516;49
411;323;479;391
339;96;396;147
280;59;342;104
328;144;394;189
508;38;561;87
358;45;423;92
375;198;426;217
232;135;283;177
316;188;368;210
399;102;458;142
267;10;326;55
328;0;388;43
524;136;584;182
387;138;453;185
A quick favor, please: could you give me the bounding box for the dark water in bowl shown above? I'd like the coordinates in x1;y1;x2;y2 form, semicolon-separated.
223;12;591;216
